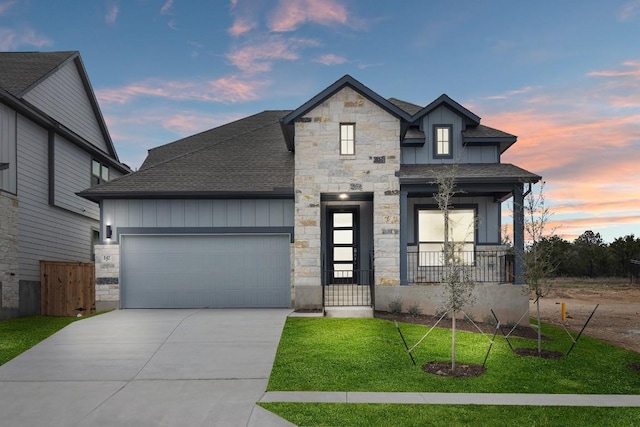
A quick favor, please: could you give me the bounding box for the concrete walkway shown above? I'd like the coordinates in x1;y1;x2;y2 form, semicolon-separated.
0;309;294;427
261;391;640;407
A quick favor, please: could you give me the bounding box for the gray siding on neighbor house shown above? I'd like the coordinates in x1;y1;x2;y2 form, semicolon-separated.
102;198;295;243
16;115;98;281
401;105;498;165
23;61;110;154
53;134;100;220
406;196;501;245
0;103;17;194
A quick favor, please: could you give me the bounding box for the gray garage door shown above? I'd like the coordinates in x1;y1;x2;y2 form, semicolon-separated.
120;234;291;308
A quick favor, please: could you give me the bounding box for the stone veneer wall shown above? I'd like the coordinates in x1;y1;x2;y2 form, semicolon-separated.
294;87;401;308
94;244;120;311
0;192;19;318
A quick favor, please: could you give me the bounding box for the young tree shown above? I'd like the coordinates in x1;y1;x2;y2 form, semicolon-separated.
522;181;557;353
433;165;475;370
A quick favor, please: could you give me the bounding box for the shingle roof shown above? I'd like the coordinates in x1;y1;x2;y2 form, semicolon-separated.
399;163;541;184
0;51;76;97
387;98;423;115
79;110;294;201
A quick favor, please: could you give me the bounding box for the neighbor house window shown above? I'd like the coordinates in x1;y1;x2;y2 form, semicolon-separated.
340;123;355;155
92;159;109;186
418;208;475;266
434;125;452;158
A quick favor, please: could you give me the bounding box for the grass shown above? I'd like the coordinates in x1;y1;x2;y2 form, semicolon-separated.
0;315;81;366
260;403;640;427
268;317;640;394
266;317;640;425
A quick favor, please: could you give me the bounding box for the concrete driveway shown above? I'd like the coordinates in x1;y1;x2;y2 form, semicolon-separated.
0;309;294;427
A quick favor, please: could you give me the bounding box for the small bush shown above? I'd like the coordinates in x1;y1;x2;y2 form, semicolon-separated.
388;297;403;314
407;303;422;317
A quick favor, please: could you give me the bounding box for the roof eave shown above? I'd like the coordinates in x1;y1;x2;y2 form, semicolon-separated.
412;94;481;125
77;189;296;203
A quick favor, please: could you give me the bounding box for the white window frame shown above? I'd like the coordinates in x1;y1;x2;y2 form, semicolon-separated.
433;125;453;158
418;208;475;267
340;123;355;155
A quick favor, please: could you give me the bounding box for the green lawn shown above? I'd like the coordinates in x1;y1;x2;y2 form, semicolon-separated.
0;315;81;366
268;317;640;394
265;317;640;425
260;403;640;427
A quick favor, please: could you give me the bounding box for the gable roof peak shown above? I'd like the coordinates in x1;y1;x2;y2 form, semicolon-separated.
412;93;481;126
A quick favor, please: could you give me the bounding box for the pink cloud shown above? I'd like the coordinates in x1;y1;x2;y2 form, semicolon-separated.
588;60;640;79
0;27;52;50
268;0;347;32
226;36;319;73
617;0;640;21
314;53;346;65
228;17;256;36
0;1;15;15
160;0;173;15
96;76;269;104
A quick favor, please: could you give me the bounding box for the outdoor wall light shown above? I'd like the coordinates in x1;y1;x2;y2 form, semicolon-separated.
339;193;349;200
106;225;113;239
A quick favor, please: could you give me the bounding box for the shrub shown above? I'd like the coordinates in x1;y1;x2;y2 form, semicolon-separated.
407;303;422;317
388;297;403;314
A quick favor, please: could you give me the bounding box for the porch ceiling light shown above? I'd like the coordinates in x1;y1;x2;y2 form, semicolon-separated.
339;193;349;200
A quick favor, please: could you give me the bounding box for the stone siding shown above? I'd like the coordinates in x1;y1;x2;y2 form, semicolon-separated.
294;87;401;307
94;244;120;310
0;192;19;314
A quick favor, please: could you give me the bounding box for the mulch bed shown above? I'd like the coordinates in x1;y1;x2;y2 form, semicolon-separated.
629;363;640;372
423;361;486;378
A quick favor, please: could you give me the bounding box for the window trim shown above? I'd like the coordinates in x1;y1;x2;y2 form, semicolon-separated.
91;159;109;186
433;124;453;159
340;123;356;156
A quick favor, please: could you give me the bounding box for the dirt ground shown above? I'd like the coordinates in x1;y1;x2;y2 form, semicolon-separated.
533;279;640;354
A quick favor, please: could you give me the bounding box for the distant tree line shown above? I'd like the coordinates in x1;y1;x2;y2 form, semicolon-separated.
527;231;640;279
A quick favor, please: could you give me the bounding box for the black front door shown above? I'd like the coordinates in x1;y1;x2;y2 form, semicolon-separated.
328;208;359;284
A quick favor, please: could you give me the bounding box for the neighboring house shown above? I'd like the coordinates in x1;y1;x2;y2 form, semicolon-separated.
0;51;130;319
79;75;540;322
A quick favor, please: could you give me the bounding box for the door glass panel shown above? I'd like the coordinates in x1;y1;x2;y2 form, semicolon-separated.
333;230;352;244
334;247;353;261
334;264;353;278
333;212;352;228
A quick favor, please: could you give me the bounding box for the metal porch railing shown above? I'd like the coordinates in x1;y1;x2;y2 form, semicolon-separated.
407;250;514;284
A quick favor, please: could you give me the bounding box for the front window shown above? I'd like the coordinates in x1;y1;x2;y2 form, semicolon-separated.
92;159;109;186
340;123;355;155
434;125;452;158
418;208;475;266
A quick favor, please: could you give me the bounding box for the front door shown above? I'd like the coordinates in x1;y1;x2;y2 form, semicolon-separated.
328;208;359;284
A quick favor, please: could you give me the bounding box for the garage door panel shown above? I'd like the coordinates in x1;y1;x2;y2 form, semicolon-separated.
121;234;291;308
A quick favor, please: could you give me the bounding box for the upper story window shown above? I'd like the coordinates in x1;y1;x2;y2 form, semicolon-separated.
340;123;355;155
92;159;109;186
434;125;453;158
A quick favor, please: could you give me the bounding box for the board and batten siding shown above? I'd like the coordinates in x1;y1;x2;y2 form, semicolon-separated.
0;103;17;193
54;134;100;220
401;105;498;165
22;60;110;154
16;115;98;282
102;199;295;243
406;196;501;245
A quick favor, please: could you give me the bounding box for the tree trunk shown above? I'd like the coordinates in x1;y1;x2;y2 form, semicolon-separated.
536;297;542;354
451;311;457;371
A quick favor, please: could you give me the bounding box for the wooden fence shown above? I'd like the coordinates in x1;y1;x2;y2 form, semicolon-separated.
40;261;95;316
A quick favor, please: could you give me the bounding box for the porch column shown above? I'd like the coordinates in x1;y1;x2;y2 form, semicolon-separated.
513;183;525;285
400;190;408;285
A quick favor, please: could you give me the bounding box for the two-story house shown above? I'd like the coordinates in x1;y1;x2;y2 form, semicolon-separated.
0;51;130;319
79;75;540;323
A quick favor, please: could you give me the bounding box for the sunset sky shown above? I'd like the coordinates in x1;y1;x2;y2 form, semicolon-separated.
1;0;639;243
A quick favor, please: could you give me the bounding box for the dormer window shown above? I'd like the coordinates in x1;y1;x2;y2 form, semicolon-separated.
92;159;109;186
340;123;355;155
434;125;453;158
